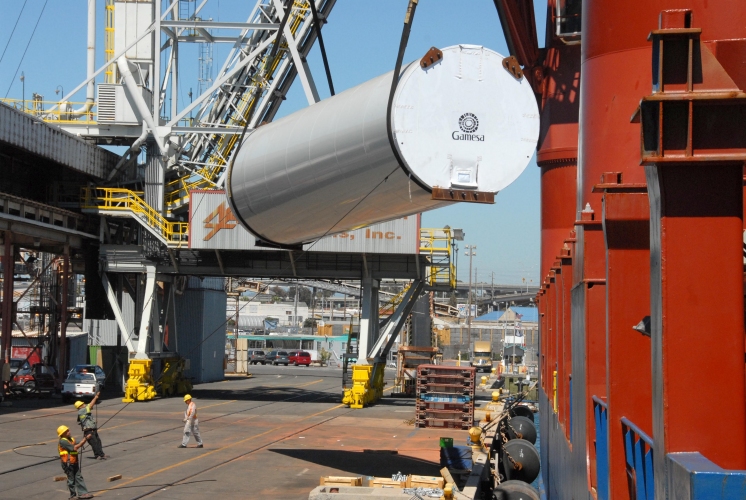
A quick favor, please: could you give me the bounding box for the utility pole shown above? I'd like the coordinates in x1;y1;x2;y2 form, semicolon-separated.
491;272;494;311
20;72;25;111
293;285;299;327
464;245;476;346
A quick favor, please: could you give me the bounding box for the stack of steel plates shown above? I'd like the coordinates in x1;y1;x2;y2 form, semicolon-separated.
416;365;476;429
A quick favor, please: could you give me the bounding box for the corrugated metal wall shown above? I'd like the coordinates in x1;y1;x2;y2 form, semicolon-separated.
175;289;227;384
86;290;136;346
303;215;419;254
190;190;419;254
68;334;88;368
186;276;225;291
0;102;119;179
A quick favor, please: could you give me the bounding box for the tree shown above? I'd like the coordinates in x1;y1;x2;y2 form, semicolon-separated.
287;285;313;305
269;286;287;300
318;347;331;366
303;318;318;328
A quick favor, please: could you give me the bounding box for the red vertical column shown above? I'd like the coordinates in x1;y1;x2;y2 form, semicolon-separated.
537;291;547;390
559;238;574;440
547;271;557;411
600;178;652;499
648;163;746;474
576;208;607;492
553;261;565;423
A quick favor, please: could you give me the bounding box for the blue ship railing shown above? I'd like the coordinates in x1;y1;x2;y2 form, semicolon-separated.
592;395;610;500
621;416;654;500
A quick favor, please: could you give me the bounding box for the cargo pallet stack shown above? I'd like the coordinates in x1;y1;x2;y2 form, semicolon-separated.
415;365;476;429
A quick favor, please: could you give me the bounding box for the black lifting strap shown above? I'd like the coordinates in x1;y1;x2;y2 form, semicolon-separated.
309;0;335;96
386;0;420;170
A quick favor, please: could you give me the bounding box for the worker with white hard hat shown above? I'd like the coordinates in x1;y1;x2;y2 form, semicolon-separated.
74;391;107;459
57;425;93;499
178;394;203;448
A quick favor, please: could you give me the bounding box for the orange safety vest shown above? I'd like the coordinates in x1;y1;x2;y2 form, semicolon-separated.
59;437;78;464
186;401;197;420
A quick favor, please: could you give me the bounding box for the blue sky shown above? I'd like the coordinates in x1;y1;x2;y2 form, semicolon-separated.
0;0;546;284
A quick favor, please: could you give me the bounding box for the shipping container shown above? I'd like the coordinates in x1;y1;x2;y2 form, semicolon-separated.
174;289;227;384
190;190;419;254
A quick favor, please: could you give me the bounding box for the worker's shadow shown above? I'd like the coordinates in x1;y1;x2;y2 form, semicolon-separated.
270;449;440;477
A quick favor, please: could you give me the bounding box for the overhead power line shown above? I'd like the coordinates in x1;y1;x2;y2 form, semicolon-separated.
4;0;48;99
0;0;28;68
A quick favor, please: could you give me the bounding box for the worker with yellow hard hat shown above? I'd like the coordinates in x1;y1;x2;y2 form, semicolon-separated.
178;394;203;449
57;425;93;499
74;391;107;460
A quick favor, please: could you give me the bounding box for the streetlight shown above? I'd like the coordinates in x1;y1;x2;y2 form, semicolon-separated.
188;88;193;124
464;245;476;342
19;72;25;111
55;85;64;101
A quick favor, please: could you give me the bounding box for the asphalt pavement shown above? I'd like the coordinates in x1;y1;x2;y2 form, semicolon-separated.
0;364;462;499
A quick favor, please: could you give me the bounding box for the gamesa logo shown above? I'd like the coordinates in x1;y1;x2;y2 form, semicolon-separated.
203;201;237;240
452;113;484;141
459;113;479;133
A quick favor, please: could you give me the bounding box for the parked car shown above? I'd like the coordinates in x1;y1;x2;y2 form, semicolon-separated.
34;365;59;393
67;365;107;388
8;359;34;392
265;350;289;366
248;349;266;365
289;351;312;366
10;364;59;394
62;367;105;403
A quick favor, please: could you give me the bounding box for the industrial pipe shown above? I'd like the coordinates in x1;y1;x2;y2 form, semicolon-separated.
227;44;539;246
71;0;96;117
117;57;166;154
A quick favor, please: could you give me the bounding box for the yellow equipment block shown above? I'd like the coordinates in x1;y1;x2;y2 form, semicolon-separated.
159;357;192;398
342;364;385;409
122;359;157;402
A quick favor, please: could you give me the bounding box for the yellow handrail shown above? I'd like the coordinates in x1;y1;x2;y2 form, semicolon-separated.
81;187;188;247
0;99;97;124
420;228;457;289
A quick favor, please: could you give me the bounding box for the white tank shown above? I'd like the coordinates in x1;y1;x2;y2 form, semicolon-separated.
227;44;539;246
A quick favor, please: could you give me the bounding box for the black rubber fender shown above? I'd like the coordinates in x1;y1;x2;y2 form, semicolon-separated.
502;438;540;484
505;416;537;445
509;405;535;422
492;480;540;500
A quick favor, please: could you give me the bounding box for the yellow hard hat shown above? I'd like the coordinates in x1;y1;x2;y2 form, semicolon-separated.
183;394;192;402
74;401;85;409
57;425;69;437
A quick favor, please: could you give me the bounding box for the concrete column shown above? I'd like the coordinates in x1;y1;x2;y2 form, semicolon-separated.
357;273;379;363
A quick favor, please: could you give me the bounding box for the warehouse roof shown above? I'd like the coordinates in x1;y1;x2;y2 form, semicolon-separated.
511;307;539;323
475;310;506;321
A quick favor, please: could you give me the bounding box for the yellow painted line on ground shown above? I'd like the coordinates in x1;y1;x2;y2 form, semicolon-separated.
97;403;346;496
297;378;324;388
0;420;144;455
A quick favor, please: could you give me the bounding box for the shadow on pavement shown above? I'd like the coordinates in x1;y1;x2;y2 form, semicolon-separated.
269;448;440;477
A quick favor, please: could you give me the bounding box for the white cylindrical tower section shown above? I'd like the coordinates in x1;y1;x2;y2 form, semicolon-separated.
227;45;539;246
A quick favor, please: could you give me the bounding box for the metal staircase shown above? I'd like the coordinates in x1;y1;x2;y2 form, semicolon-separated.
80;187;188;247
419;228;457;290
